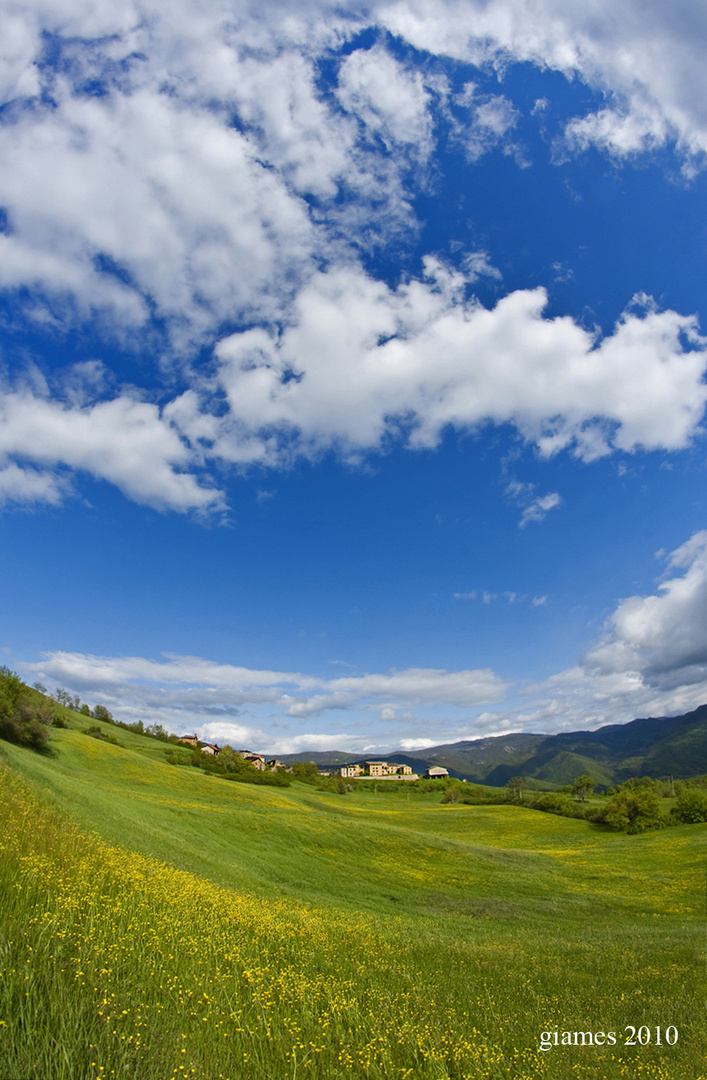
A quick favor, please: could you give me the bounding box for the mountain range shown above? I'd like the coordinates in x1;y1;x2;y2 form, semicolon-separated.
280;704;707;787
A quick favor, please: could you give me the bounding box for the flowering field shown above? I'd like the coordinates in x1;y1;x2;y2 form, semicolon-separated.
0;728;705;1080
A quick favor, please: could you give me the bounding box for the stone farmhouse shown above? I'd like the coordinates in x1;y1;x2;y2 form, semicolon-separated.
424;766;449;779
239;750;286;772
178;739;285;771
340;761;417;780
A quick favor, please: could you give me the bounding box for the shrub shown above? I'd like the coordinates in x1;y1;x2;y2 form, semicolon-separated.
671;787;707;824
597;787;667;834
91;705;114;723
83;726;120;746
0;668;53;751
528;792;586;819
190;746;291;787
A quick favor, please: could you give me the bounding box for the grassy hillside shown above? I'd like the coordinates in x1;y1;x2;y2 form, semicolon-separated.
0;712;705;1080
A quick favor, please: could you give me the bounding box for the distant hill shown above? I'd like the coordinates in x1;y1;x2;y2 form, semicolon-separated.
405;704;707;786
278;750;362;768
282;704;707;786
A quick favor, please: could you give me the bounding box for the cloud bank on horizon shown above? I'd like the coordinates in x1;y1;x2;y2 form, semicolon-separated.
21;531;707;753
4;0;707;751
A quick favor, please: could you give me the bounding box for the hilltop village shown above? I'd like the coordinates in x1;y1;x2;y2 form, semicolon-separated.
177;736;449;781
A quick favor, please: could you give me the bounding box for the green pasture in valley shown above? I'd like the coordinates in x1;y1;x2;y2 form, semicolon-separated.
0;719;704;1080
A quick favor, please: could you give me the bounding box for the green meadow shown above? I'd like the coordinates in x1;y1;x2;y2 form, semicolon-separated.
0;716;704;1080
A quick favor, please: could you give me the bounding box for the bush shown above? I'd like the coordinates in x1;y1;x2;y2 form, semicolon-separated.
291;761;320;784
671;787;707;824
0;668;53;751
596;787;667;834
190;746;291;787
528;792;587;819
83;726;120;746
91;705;114;723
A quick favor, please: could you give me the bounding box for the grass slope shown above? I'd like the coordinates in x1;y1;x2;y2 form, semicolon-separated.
0;715;705;1080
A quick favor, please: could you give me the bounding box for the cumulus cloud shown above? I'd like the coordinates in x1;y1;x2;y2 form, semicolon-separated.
0;462;70;508
0;85;315;346
379;0;707;167
209;271;707;468
468;530;707;738
583;531;707;689
337;45;434;157
7;272;702;512
19;531;707;747
1;0;707;514
0;389;224;512
21;649;509;739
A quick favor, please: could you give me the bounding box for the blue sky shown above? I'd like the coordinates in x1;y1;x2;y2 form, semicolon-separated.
3;0;707;754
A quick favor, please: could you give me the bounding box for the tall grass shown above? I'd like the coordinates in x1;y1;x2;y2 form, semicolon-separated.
0;746;704;1080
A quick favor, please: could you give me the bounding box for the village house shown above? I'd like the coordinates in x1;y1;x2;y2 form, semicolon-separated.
339;761;417;780
200;743;220;756
239;750;267;771
178;735;199;748
425;766;449;779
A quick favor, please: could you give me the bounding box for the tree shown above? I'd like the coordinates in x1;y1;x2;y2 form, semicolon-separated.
572;774;595;802
217;746;250;774
671;787;707;824
600;787;666;834
92;705;113;723
55;688;82;711
529;792;584;819
0;668;52;750
505;776;526;802
292;761;320;784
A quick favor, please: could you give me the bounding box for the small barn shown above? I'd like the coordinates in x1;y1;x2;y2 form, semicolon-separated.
425;766;449;779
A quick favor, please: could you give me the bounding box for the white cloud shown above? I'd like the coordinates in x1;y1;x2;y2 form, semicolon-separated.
583;531;707;689
0;462;70;507
506;478;561;527
18;533;707;746
379;0;707;167
454;84;519;161
211;271;707;468
325;666;509;706
1;1;706;514
563;105;669;161
0;85;315;347
0;390;223;512
396;737;435;751
453;589;548;607
519;491;561;528
469;530;707;736
337;45;434;157
21;649;509;737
